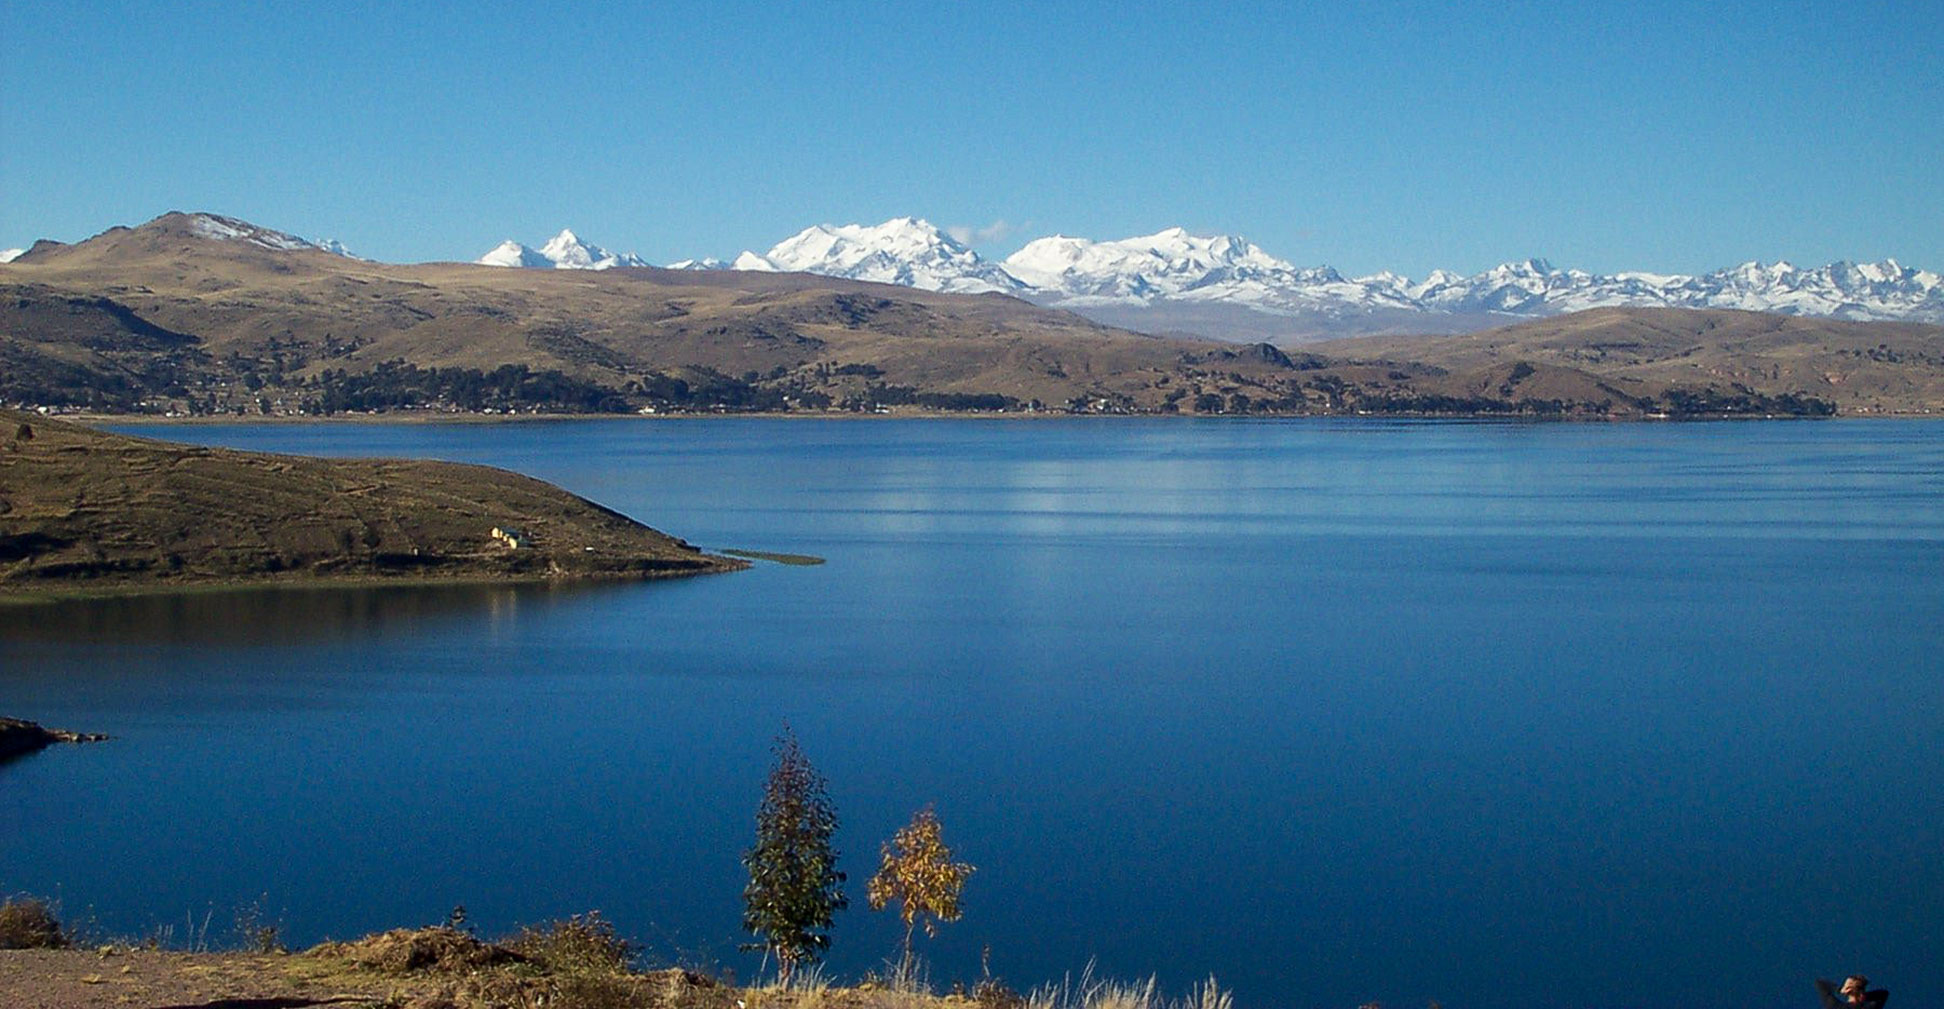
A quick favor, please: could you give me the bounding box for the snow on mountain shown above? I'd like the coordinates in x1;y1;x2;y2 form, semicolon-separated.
478;240;555;268
996;232;1943;326
476;229;649;270
311;238;362;259
737;218;1026;294
0;248;23;264
178;212;363;257
1403;257;1944;322
731;250;778;272
1005;228;1418;316
436;214;1938;329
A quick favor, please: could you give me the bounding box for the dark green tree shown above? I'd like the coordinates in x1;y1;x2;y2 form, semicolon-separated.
741;728;847;981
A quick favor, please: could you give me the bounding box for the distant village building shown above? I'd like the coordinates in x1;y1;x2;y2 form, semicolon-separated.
491;526;527;549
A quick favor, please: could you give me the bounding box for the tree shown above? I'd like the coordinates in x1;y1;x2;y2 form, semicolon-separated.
741;729;846;982
867;804;974;970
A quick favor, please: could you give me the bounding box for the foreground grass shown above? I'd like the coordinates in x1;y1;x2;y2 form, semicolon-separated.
0;903;1233;1009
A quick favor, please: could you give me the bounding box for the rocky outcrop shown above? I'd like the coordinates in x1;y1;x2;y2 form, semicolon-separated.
0;717;108;761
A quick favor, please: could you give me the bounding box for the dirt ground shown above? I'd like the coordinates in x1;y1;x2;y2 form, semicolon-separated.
0;947;400;1008
0;943;966;1009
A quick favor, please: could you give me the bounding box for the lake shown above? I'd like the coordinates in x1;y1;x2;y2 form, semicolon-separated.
3;418;1940;1009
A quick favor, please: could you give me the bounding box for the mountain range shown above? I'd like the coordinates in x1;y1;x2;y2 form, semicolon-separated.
479;219;1944;341
478;229;648;270
5;211;1941;419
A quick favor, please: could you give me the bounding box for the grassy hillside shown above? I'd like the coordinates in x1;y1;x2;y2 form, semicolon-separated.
0;409;741;597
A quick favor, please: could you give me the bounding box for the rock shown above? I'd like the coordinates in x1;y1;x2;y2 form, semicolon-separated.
0;717;109;761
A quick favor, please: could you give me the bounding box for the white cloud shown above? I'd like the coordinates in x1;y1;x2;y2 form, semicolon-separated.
946;220;1016;247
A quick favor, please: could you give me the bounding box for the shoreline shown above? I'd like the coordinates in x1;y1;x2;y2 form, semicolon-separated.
50;407;1935;426
0;559;748;608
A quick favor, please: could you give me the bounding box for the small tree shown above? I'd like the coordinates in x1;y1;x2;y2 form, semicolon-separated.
741;728;846;982
867;804;974;970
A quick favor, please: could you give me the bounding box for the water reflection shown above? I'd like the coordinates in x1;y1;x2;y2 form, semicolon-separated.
7;419;1938;1009
0;579;616;646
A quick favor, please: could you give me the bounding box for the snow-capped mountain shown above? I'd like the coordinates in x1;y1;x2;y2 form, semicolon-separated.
730;218;1026;295
693;220;1943;334
1388;257;1944;322
0;248;23;263
1004;228;1419;316
311;238;363;260
477;229;648;270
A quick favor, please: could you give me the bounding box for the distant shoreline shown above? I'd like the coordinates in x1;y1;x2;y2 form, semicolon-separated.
46;407;1933;426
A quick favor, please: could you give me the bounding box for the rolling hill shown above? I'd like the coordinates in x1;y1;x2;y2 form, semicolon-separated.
1315;307;1944;415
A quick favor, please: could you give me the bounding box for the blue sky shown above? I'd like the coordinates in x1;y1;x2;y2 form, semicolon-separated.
3;0;1939;276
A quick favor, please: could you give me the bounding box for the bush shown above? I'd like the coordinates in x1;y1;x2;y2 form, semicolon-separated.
0;897;68;949
507;912;635;975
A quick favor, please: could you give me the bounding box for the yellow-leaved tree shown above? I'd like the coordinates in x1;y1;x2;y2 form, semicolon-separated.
867;804;975;970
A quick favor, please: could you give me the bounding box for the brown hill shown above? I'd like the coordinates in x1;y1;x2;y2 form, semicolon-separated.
1315;307;1944;415
0;409;741;598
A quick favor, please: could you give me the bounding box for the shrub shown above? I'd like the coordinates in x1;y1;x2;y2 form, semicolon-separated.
507;912;635;975
233;896;283;953
867;805;974;969
0;897;67;949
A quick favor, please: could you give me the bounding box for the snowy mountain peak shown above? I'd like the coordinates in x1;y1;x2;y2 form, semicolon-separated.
754;218;1023;294
477;230;648;270
468;214;1940;330
311;238;362;260
477;240;554;269
0;248;24;264
1001;228;1386;311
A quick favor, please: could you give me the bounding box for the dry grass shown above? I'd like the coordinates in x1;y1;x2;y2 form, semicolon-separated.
0;896;67;949
506;912;635;975
1026;963;1232;1009
307;925;524;975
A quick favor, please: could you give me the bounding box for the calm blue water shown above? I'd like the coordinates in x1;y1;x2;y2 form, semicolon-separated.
3;419;1940;1009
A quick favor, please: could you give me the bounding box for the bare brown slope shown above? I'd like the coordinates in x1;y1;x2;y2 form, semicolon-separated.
1315;307;1944;414
0;410;740;596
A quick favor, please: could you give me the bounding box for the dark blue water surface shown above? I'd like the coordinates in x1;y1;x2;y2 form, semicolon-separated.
3;419;1940;1009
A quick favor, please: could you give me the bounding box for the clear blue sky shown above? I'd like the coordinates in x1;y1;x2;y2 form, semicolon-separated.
3;0;1939;277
